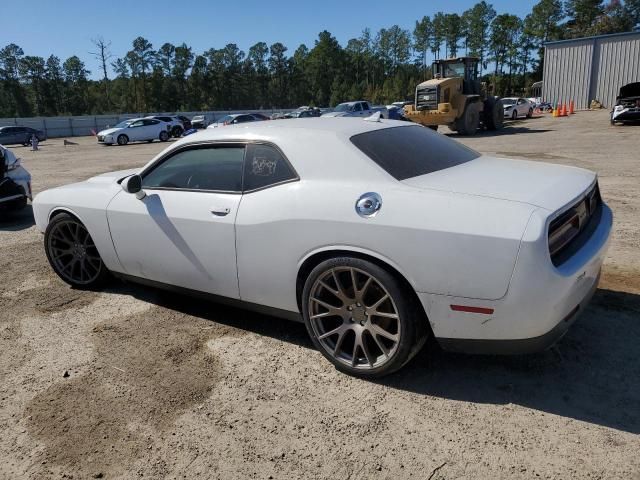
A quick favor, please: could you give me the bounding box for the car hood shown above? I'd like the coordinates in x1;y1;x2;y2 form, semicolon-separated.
401;155;596;212
87;168;139;184
97;127;123;136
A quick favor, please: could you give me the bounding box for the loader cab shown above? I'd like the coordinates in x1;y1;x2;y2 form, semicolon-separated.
432;57;480;96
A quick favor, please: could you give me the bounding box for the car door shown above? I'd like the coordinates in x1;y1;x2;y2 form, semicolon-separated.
107;143;245;298
125;120;145;141
143;119;162;139
517;99;528;116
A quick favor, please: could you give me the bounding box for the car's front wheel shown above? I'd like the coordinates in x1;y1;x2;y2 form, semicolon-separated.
511;110;518;120
171;126;183;138
117;134;129;146
302;257;427;378
159;130;169;142
44;213;110;288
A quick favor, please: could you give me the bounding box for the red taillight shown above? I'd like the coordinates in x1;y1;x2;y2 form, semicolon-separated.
450;305;494;315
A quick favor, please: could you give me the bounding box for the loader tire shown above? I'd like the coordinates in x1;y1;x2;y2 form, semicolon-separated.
484;96;504;131
455;103;480;136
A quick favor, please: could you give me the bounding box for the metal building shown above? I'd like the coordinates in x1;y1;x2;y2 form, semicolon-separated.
543;31;640;109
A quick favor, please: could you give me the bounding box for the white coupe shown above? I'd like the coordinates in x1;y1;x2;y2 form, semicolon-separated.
97;118;170;146
33;118;612;377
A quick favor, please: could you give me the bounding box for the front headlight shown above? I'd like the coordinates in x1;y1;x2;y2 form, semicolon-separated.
7;160;20;171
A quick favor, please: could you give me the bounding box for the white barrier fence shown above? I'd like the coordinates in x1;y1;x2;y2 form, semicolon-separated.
0;109;295;138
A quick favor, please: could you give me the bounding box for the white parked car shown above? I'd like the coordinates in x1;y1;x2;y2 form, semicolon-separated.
145;115;185;138
502;97;534;120
97;118;170;146
0;144;31;212
33;118;612;377
322;101;388;118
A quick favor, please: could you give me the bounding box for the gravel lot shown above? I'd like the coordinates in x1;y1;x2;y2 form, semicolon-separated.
1;111;639;479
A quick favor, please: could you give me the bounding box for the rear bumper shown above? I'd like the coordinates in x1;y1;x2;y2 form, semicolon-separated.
419;203;612;355
437;270;599;354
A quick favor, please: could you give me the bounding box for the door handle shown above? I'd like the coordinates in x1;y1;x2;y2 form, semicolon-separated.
211;207;230;216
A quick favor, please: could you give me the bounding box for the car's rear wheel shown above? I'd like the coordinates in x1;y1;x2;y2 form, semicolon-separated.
159;131;169;142
171;126;183;138
117;134;129;146
44;213;109;288
527;107;533;118
302;257;427;378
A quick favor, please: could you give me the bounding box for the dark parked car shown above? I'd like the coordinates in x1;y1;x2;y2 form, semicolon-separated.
611;82;640;125
0;126;47;146
176;115;192;131
208;113;269;128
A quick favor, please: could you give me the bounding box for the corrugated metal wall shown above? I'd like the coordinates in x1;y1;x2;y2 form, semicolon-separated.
543;39;593;109
543;32;640;109
594;35;640;108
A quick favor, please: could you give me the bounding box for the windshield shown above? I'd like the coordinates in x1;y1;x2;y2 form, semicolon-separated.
192;115;204;121
114;120;134;128
351;125;480;180
334;103;354;112
443;62;465;78
501;98;516;106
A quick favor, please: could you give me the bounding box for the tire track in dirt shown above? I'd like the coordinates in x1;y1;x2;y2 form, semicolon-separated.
24;301;242;479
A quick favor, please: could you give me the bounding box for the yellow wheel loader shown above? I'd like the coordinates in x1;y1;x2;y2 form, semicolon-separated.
404;57;504;135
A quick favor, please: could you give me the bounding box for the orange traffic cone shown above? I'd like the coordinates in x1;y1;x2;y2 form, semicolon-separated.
569;100;575;114
561;103;568;117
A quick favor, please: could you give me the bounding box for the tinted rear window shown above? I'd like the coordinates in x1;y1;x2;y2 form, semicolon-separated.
350;125;480;180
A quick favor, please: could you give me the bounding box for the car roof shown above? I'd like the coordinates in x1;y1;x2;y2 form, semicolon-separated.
145;117;414;184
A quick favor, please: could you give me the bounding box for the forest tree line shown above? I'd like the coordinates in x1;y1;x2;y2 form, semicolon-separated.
1;0;639;117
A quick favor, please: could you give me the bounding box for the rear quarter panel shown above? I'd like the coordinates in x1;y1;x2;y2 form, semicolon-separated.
235;178;536;313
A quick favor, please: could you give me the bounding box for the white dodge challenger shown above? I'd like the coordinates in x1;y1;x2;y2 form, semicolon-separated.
33;118;612;377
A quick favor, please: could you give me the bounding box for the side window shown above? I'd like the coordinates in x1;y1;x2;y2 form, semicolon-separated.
243;143;297;191
235;115;251;124
143;119;158;126
354;103;363;112
362;102;369;110
142;146;245;192
130;120;144;128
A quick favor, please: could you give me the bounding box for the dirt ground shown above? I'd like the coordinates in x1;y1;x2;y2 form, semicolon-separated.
1;110;638;479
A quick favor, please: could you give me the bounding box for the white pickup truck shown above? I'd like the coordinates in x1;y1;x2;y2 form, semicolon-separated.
321;101;388;118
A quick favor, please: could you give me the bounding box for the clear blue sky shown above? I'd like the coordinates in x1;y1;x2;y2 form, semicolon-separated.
3;0;537;79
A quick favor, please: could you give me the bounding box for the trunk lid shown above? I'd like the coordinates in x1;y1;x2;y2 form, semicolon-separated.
401;156;596;211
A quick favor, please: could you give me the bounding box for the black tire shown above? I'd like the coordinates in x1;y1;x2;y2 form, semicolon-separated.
44;213;110;289
527;108;533;118
511;109;518;120
483;97;504;131
117;134;129;146
159;130;169;142
171;126;183;138
301;257;428;378
454;103;480;136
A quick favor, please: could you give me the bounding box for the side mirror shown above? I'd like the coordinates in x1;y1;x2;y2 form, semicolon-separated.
122;174;146;199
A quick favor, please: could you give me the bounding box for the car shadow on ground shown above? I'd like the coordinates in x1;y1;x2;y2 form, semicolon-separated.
0;204;35;231
114;282;639;434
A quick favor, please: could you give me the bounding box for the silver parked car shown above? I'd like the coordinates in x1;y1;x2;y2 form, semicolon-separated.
0;126;47;146
502;97;534;120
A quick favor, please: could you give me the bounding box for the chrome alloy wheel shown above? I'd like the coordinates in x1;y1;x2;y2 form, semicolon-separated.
47;219;103;285
308;267;401;370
